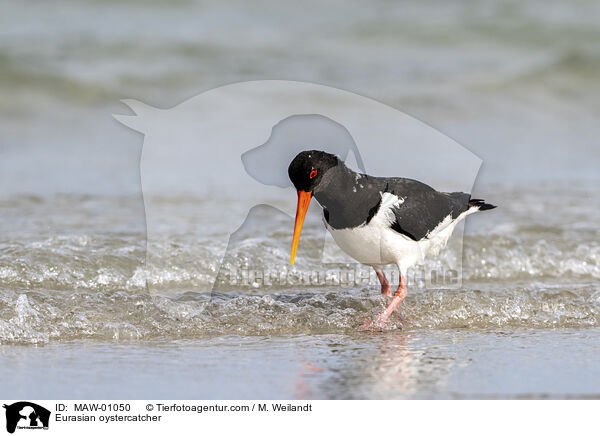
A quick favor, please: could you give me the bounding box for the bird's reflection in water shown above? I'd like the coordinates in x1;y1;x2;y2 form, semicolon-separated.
314;331;459;399
290;347;324;400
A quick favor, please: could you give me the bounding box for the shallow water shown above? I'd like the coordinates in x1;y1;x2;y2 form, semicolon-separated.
2;330;599;399
1;186;599;398
2;0;600;399
1;185;599;344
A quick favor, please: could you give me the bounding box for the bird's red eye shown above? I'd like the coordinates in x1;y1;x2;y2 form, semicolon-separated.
310;170;317;179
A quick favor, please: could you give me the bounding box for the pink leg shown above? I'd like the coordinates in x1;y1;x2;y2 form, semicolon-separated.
375;275;407;324
375;269;391;297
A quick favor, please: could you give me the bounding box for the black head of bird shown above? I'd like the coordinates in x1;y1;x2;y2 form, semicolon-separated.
287;150;340;265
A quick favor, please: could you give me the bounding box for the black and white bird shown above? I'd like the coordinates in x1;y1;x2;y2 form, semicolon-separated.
288;150;496;325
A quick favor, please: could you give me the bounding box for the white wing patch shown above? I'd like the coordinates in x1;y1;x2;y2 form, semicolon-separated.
380;192;404;209
379;192;404;226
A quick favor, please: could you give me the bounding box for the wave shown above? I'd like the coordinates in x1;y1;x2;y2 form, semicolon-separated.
2;189;599;344
463;232;600;280
1;228;599;296
1;284;598;344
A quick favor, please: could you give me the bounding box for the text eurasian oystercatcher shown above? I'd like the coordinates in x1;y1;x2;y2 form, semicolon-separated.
288;150;496;325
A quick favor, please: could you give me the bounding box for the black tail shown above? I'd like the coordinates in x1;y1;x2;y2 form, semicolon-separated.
469;198;496;211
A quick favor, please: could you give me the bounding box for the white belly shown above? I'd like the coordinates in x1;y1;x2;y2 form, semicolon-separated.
326;222;423;273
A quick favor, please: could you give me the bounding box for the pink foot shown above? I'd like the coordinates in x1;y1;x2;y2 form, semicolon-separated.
361;275;407;330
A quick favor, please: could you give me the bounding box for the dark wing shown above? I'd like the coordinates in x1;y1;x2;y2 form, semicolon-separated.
378;178;471;241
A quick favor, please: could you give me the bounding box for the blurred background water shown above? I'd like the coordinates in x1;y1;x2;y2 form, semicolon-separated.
1;0;599;399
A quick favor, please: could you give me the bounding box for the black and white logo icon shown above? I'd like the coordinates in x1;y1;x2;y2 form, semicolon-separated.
3;402;50;434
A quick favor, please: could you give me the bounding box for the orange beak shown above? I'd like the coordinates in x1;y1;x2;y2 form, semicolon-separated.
290;190;312;265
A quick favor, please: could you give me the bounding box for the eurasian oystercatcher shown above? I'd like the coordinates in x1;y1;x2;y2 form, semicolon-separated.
288;150;496;325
